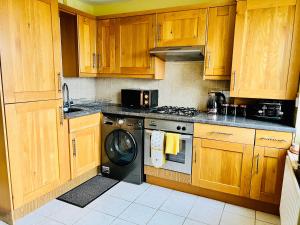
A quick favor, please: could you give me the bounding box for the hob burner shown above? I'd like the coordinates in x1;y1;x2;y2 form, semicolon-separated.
151;106;200;117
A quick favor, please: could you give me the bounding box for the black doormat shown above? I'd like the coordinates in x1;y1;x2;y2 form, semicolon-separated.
57;175;119;208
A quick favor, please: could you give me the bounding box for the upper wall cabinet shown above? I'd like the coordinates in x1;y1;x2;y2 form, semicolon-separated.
0;0;62;104
157;9;207;47
97;19;119;74
204;5;236;80
118;15;156;75
230;0;300;100
78;15;98;77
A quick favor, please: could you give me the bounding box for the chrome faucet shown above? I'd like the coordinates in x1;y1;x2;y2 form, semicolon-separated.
62;83;70;112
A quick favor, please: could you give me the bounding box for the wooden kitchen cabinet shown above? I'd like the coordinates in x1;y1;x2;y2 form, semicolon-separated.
117;15;156;75
97;19;119;74
230;0;300;100
5;100;64;209
204;5;236;80
0;0;62;104
193;124;255;197
157;9;207;47
69;113;101;179
250;130;293;204
78;15;98;77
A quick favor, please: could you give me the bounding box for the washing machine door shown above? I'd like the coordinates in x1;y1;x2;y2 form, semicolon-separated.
105;129;137;166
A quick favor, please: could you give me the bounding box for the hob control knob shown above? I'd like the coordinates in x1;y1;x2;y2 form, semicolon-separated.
177;126;181;130
182;127;186;131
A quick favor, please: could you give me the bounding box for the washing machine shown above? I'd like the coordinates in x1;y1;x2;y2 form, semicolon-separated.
101;114;144;184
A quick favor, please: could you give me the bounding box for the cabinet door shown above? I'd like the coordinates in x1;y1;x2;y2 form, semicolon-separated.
5;100;63;208
230;0;296;99
69;114;101;179
97;19;119;74
0;0;62;104
78;15;97;76
157;9;207;47
205;6;236;80
192;138;253;197
117;15;155;75
250;146;286;204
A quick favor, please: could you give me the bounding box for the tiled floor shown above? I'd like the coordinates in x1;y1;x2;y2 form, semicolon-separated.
2;182;281;225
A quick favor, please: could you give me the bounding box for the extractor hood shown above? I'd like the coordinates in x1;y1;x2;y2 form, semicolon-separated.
149;45;205;62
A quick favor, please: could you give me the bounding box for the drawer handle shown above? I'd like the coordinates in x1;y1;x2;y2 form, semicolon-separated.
210;132;233;136
259;137;287;142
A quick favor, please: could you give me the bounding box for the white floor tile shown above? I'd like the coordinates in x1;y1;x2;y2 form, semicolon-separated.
148;210;185;225
73;211;115;225
160;191;197;217
47;203;90;225
119;203;156;225
224;204;255;219
183;219;208;225
220;211;255;225
16;211;45;225
187;201;223;225
0;221;8;225
88;195;131;217
37;218;64;225
256;212;280;225
108;182;150;202
35;200;69;217
111;218;136;225
194;196;224;210
135;185;173;209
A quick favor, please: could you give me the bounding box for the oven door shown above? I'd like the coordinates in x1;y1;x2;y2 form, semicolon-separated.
144;129;192;174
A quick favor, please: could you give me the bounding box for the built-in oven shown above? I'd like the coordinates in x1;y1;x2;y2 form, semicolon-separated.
144;118;193;174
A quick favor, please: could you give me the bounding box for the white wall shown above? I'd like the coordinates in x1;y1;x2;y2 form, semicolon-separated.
63;78;96;100
95;62;230;110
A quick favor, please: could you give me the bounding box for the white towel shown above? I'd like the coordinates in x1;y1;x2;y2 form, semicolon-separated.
151;130;166;168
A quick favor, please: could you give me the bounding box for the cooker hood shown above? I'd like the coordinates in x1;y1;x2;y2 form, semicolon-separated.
149;45;205;62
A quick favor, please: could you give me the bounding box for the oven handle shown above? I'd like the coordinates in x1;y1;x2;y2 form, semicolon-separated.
144;129;192;140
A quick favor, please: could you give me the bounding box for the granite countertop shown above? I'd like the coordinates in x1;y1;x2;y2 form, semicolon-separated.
64;103;296;133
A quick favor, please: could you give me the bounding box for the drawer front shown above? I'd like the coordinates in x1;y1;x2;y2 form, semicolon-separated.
194;123;255;145
69;113;101;133
255;130;293;149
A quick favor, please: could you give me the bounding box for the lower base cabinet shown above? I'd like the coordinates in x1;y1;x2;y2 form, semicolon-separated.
69;113;101;179
192;124;293;204
5;100;64;209
192;138;254;197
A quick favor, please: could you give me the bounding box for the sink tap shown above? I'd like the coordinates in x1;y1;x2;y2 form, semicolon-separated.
62;83;70;112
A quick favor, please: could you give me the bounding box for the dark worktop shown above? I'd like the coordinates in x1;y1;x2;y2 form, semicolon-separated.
64;103;296;133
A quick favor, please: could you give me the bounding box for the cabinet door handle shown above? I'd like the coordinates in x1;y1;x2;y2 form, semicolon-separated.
92;53;96;68
256;154;260;174
57;72;62;92
207;53;211;69
72;138;77;157
232;71;236;91
59;106;64;125
194;149;197;164
210;131;233;136
97;53;101;69
157;24;162;43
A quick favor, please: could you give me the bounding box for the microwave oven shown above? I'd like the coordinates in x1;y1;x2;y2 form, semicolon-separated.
121;89;158;109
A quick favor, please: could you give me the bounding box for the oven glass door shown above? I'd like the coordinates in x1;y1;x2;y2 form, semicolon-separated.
144;129;192;174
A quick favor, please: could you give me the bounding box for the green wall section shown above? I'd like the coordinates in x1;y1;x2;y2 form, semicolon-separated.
61;0;218;16
94;0;211;16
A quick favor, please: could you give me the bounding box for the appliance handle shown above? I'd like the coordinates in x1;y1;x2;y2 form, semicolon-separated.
144;129;192;140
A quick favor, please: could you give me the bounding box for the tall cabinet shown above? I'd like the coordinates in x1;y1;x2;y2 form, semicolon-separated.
0;0;64;223
230;0;300;100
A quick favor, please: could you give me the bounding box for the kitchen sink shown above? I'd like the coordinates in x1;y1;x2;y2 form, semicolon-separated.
65;107;83;113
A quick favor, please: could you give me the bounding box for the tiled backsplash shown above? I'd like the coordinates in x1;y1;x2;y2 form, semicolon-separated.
64;62;230;110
